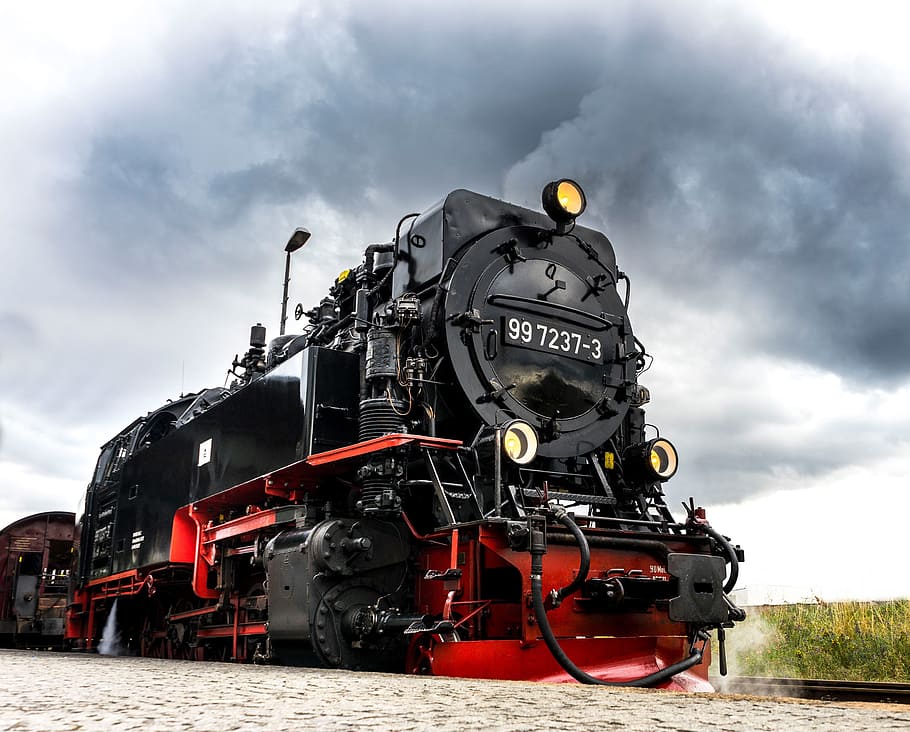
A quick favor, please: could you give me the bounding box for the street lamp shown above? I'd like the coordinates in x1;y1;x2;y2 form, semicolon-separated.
280;227;310;336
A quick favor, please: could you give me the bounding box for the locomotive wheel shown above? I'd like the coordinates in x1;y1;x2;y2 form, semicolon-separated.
139;599;169;659
243;583;268;622
203;639;231;662
165;598;200;661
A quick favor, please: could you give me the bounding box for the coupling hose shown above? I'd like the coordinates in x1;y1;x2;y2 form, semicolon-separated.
698;523;740;594
530;514;705;687
549;506;591;606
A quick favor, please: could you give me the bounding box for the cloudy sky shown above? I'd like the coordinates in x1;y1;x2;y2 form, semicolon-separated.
2;1;908;601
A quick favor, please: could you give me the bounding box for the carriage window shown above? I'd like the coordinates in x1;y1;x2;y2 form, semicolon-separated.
18;552;42;576
46;540;71;571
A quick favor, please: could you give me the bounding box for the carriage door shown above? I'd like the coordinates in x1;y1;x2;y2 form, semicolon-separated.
13;552;42;619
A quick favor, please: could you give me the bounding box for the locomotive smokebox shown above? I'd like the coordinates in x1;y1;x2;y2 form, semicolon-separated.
393;187;634;458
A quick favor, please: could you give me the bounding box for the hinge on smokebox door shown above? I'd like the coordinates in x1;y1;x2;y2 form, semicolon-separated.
477;380;516;404
493;238;526;273
449;309;493;333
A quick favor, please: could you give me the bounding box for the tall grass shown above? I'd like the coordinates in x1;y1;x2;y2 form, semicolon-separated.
722;600;910;681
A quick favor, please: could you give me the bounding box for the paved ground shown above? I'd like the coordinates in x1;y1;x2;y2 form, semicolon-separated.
1;650;908;731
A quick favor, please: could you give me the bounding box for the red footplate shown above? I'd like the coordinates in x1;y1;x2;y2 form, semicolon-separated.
427;636;714;691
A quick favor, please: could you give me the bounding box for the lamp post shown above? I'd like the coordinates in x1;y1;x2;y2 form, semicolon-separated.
280;227;310;336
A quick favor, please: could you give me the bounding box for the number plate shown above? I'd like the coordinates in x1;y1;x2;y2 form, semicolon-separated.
501;315;604;363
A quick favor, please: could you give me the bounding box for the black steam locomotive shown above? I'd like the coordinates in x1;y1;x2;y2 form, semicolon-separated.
68;180;744;688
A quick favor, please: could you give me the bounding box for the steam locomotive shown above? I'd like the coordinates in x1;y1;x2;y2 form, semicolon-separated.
66;180;745;689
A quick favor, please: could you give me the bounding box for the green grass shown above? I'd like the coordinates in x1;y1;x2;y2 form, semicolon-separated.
717;600;910;682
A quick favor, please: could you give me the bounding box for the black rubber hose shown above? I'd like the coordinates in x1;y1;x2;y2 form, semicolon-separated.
699;523;740;594
530;542;704;687
549;507;590;606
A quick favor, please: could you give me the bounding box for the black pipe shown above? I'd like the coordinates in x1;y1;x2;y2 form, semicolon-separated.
549;507;590;607
313;313;355;344
364;242;395;274
530;509;704;687
545;531;674;562
425;257;458;346
698;523;740;594
529;518;705;687
366;243;398;297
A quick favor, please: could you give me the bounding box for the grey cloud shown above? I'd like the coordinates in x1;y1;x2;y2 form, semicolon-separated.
3;1;909;525
59;134;203;288
0;412;90;482
209;160;301;219
0;312;37;344
189;7;610;216
0;312;39;386
0;470;85;527
52;7;613;302
505;12;910;385
657;402;903;506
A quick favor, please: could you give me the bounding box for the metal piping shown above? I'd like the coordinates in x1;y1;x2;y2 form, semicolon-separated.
529;513;706;687
548;506;590;607
493;426;502;517
698;523;740;594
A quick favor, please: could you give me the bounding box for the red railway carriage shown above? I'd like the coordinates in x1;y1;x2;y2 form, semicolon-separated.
0;511;75;647
67;181;745;687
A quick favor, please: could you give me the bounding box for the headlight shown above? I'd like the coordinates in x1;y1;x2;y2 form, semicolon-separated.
501;420;539;465
648;438;678;480
542;179;587;224
623;438;678;482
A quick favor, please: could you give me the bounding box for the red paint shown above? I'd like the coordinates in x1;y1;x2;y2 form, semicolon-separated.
426;638;712;690
196;622;268;639
412;521;714;687
306;433;462;466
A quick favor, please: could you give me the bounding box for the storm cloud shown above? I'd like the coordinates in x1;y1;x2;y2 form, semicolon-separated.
1;0;909;539
503;10;910;385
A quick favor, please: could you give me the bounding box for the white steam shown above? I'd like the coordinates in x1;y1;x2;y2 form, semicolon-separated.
712;611;775;693
98;598;122;656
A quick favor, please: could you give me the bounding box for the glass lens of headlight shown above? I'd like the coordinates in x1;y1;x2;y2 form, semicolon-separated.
556;180;585;216
542;179;587;223
502;421;538;465
648;438;678;480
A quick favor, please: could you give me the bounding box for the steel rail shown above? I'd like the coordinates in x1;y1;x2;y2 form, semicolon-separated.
716;676;910;705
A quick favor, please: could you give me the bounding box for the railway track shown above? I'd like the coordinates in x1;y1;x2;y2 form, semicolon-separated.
716;676;910;705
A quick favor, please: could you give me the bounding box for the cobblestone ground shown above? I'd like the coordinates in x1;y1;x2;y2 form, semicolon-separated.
1;650;908;731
